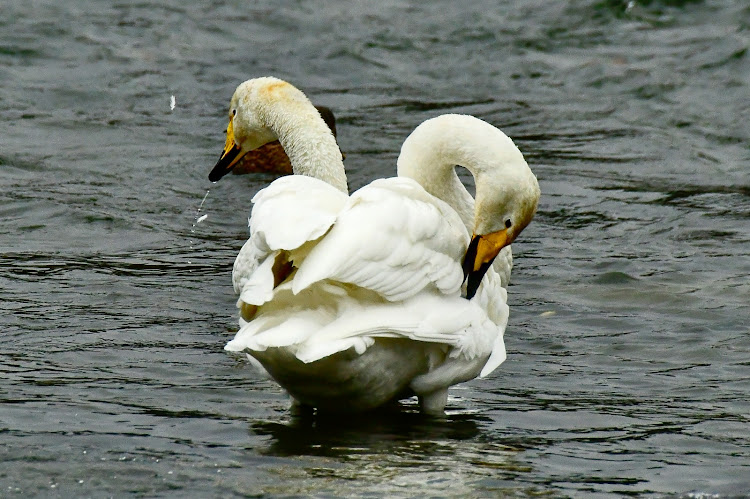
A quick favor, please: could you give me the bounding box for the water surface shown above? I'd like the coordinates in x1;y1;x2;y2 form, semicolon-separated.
1;0;749;496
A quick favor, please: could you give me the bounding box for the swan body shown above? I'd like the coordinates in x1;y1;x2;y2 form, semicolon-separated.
209;77;540;414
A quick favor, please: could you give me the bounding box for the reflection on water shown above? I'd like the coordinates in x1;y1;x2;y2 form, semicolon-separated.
253;408;485;457
249;408;530;496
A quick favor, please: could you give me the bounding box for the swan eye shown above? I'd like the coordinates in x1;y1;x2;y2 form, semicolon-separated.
505;219;512;229
232;109;237;116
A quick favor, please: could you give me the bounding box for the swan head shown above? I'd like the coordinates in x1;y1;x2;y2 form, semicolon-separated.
462;146;540;299
397;113;540;299
209;77;310;182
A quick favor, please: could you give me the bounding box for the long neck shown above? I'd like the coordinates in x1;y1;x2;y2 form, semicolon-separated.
397;114;528;233
396;116;482;230
263;98;348;193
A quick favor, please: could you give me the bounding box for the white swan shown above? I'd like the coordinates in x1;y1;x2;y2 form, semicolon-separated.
209;77;540;414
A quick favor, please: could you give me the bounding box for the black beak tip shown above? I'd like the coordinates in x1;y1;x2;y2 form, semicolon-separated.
208;166;225;182
462;236;484;300
208;151;238;182
464;260;494;300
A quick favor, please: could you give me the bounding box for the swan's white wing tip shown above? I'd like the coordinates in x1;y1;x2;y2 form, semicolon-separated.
224;340;244;352
479;341;507;378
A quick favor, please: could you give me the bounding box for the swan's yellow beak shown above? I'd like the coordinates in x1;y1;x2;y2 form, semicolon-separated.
209;117;245;181
462;228;510;299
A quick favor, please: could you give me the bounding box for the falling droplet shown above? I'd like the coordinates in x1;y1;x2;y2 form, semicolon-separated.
170;95;176;111
189;189;211;268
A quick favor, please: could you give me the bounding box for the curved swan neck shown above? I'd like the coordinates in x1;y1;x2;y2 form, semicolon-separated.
396;114;532;234
270;105;348;193
396;117;475;229
244;79;348;193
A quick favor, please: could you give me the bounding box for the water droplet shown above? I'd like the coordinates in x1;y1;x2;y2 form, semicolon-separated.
189;189;211;270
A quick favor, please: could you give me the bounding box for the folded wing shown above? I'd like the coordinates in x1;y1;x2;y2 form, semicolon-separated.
229;175;508;378
292;177;469;301
232;175;348;305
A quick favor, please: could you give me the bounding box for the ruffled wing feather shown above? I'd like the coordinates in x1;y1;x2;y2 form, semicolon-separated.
292;177;469;301
232;175;348;305
228;174;509;384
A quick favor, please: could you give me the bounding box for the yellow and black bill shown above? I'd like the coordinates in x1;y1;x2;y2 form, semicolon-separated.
208;117;245;182
462;229;509;300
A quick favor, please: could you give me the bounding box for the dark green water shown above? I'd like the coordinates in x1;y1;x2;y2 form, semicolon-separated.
1;0;749;496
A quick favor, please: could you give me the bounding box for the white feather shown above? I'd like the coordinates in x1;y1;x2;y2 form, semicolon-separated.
229;175;510;395
249;175;348;251
292;178;468;301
